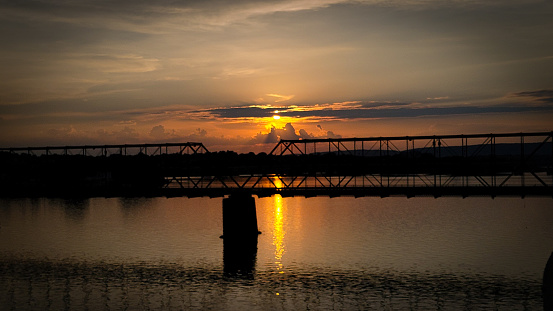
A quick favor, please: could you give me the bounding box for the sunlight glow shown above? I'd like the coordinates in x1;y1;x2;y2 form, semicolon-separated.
273;115;281;120
273;194;285;273
271;176;284;189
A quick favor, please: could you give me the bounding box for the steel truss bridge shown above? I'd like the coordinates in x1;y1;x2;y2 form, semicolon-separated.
1;132;551;198
163;132;553;198
0;142;208;156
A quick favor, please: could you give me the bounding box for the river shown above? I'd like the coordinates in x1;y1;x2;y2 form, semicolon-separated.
1;196;551;310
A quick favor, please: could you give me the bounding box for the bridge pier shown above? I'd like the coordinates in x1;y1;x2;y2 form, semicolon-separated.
221;193;261;277
221;193;261;239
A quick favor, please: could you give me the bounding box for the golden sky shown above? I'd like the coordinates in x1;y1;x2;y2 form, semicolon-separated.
1;0;552;152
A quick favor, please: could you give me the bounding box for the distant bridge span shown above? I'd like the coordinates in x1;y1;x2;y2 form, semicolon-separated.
0;142;208;156
270;131;553;156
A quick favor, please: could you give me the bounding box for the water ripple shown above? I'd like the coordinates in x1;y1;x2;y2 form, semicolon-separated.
0;257;543;310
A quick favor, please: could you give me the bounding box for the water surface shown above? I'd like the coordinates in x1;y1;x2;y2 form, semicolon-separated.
1;196;551;310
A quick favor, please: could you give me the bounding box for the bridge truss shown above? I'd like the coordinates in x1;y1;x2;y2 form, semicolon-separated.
1;133;551;198
164;132;553;197
0;142;209;156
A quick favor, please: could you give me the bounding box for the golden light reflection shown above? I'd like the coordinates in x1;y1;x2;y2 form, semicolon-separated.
273;194;285;273
273;115;280;120
271;176;284;189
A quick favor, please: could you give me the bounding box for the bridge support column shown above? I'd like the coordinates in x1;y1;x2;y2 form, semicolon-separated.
221;193;261;238
221;193;261;277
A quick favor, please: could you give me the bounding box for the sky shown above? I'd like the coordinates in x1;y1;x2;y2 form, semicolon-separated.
1;0;552;153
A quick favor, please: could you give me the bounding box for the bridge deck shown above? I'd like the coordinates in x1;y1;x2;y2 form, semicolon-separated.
161;186;553;198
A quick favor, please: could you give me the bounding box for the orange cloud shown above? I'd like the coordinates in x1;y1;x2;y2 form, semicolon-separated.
266;94;295;103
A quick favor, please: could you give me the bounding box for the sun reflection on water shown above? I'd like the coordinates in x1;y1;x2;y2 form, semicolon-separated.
273;194;285;273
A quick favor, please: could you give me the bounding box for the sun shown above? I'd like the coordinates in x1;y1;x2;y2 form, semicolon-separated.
273;115;281;120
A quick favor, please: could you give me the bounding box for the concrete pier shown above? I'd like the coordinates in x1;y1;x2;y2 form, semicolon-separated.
221;193;260;277
221;193;261;238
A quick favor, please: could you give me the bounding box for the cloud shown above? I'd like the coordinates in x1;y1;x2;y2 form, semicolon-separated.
149;125;174;140
267;93;295;102
298;129;312;139
251;122;341;144
202;106;276;119
147;125;211;143
511;89;553;104
251;123;299;143
47;126;79;139
79;54;160;74
189;128;208;140
96;127;140;142
316;124;342;139
0;0;348;34
326;131;341;139
186;98;553;122
4;91;552;140
42;126;141;146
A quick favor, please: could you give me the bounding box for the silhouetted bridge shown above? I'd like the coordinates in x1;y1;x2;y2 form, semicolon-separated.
1;132;552;198
3;136;553;300
161;132;552;198
0;142;208;156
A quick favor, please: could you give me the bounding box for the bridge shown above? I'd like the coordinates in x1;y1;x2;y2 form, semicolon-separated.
0;142;208;156
162;131;553;198
1;131;552;198
2;131;551;240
